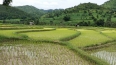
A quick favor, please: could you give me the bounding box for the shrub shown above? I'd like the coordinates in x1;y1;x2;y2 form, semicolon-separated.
63;15;71;21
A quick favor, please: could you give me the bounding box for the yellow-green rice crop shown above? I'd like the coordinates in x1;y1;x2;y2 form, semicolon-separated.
0;28;54;38
69;29;112;47
21;28;78;41
101;30;116;39
0;24;45;30
0;29;39;38
0;30;22;38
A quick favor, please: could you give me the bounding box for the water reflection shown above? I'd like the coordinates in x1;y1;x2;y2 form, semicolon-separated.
0;43;91;65
91;51;116;65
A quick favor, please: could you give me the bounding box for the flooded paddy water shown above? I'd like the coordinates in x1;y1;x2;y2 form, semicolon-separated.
0;40;91;65
90;43;116;65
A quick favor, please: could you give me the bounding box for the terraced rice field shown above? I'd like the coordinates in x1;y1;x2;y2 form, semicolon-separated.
90;43;116;65
0;28;55;38
0;25;116;65
69;29;112;47
0;40;91;65
21;28;78;41
0;29;40;38
101;30;116;39
0;24;43;30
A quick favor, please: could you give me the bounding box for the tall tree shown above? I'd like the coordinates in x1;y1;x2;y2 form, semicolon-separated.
3;0;12;6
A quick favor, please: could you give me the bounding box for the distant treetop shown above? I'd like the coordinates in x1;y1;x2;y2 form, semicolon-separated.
102;0;116;9
3;0;12;6
77;2;102;9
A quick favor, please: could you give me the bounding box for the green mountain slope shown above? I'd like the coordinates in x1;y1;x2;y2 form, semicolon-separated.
15;5;46;17
41;3;107;25
102;0;116;9
40;2;116;27
77;2;102;9
0;5;31;20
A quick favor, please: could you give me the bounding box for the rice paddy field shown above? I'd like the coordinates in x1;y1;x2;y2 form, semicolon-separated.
0;40;92;65
0;24;116;65
69;29;112;47
20;28;78;41
101;30;116;39
0;27;55;39
89;42;116;65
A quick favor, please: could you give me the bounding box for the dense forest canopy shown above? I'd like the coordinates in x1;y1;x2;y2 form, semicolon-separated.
0;5;31;19
15;5;47;17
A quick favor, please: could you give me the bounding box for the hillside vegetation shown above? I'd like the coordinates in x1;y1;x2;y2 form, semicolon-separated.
0;0;116;27
40;2;116;27
15;5;46;17
102;0;116;9
0;5;36;24
0;5;31;20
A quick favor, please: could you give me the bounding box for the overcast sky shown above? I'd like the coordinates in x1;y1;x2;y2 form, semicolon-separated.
0;0;108;10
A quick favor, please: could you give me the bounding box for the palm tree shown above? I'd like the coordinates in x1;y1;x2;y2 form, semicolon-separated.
3;0;12;6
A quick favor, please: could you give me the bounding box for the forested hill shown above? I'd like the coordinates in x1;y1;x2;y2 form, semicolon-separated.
64;3;103;13
44;3;103;18
0;5;31;20
15;5;47;17
102;0;116;9
41;2;116;27
77;3;102;9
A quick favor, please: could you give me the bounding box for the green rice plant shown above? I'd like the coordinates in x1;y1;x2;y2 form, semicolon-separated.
21;28;78;41
16;28;56;33
0;26;43;30
0;30;19;38
69;29;112;47
59;31;81;41
0;35;8;42
0;24;45;30
0;28;55;39
101;30;116;40
0;29;32;39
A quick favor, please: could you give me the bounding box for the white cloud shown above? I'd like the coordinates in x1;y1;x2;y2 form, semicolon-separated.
0;0;108;10
43;2;58;5
51;2;58;5
0;0;3;4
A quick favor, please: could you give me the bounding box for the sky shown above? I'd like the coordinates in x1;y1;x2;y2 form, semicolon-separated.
0;0;109;10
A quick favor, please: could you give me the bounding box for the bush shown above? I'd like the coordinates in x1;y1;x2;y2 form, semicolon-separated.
63;15;71;21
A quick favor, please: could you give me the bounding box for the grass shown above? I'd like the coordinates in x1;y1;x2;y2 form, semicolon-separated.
21;28;78;41
0;40;92;65
69;29;112;47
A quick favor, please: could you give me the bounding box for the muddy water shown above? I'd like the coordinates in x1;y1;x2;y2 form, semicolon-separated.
0;42;91;65
91;44;116;65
